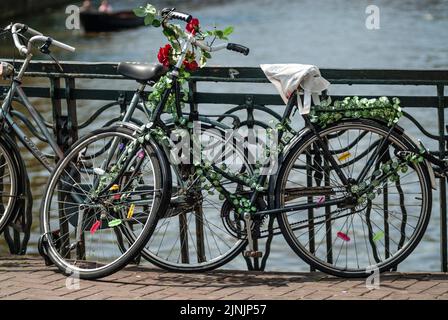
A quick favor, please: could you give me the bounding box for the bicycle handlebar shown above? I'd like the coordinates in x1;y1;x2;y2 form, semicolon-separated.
160;9;250;57
10;23;75;55
192;38;250;56
170;11;192;23
161;8;192;23
226;43;250;56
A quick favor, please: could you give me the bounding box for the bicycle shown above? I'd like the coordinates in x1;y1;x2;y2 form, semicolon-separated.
41;7;438;278
0;23;171;279
0;23;78;234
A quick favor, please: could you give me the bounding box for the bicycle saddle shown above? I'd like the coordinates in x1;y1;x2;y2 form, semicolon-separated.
117;62;168;83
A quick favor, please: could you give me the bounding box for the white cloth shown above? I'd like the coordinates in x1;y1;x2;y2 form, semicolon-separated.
260;64;330;114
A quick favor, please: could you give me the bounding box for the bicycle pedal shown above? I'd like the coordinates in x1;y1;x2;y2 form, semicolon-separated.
243;251;263;258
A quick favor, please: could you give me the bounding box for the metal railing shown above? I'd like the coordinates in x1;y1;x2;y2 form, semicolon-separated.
1;59;447;271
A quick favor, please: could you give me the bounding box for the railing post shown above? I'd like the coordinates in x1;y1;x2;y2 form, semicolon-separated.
437;84;447;272
65;78;78;147
65;77;84;260
50;77;70;259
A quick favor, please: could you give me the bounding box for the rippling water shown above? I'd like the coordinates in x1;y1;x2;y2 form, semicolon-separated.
0;0;447;272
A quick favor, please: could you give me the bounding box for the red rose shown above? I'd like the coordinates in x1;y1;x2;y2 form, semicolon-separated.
186;18;200;35
188;60;199;71
157;44;172;67
183;59;199;71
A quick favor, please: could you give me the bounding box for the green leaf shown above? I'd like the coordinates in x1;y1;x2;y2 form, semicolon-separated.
133;7;147;17
144;15;154;26
223;26;234;37
214;30;224;39
373;231;384;241
199;54;207;68
202;50;211;59
163;28;175;38
152;19;161;27
108;219;122;228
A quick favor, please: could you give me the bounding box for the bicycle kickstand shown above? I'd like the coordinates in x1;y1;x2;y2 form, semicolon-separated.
243;212;262;259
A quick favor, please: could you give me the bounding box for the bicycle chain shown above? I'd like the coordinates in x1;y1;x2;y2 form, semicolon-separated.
258;205;363;238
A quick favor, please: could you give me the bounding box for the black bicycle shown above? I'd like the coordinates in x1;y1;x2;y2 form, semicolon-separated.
41;8;438;278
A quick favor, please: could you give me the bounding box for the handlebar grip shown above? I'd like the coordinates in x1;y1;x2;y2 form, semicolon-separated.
50;38;76;52
226;43;250;56
170;11;192;23
161;8;192;23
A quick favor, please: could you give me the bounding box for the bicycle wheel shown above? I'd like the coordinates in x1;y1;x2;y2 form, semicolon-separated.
140;122;252;272
0;137;20;234
276;119;432;277
40;126;169;279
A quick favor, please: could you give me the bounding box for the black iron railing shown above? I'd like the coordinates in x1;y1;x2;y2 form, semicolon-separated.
0;59;447;271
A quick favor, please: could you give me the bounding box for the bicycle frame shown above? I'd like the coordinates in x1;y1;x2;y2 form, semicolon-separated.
1;56;63;171
139;74;352;218
92;16;439;222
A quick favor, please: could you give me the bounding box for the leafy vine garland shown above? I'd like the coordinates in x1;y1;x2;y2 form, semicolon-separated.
310;96;403;128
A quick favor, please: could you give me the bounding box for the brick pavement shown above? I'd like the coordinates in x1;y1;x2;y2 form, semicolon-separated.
0;255;447;300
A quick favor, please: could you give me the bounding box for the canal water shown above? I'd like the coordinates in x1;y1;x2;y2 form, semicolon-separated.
0;0;447;272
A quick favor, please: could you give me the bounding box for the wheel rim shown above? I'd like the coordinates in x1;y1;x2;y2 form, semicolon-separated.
141;125;250;270
278;122;430;274
42;130;161;274
0;142;18;231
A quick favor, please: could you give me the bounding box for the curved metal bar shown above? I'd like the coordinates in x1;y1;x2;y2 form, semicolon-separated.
78;102;121;129
238;120;271;130
217;104;283;123
190;113;241;126
396;178;408;250
402;111;446;141
10;97;53;128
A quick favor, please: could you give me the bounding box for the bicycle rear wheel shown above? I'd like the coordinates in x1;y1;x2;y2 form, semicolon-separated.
140;122;251;272
40;126;169;279
276;119;432;277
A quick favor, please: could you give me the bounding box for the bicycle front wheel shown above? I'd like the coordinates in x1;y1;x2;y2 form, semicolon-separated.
276;119;432;277
0;137;19;233
40;126;168;279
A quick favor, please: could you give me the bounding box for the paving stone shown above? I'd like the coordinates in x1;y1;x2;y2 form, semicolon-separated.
424;283;448;295
1;255;448;300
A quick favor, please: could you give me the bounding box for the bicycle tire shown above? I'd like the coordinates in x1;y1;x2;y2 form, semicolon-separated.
40;126;171;279
276;119;432;277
